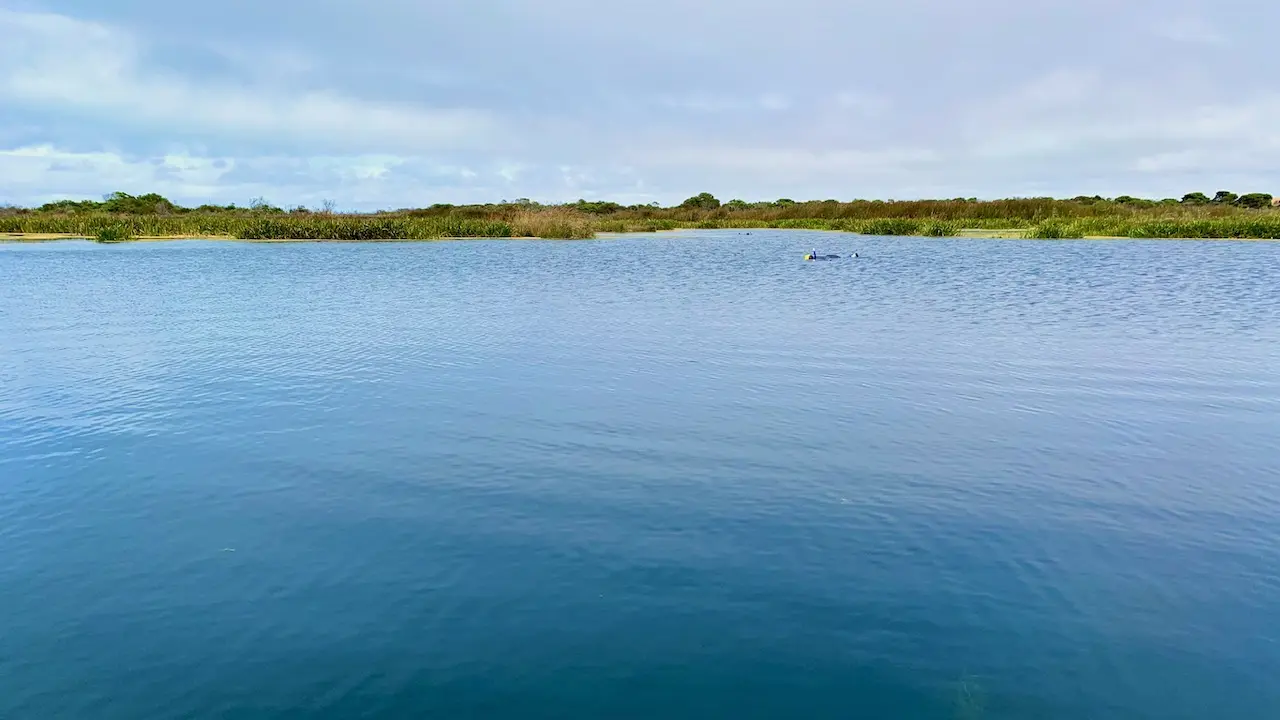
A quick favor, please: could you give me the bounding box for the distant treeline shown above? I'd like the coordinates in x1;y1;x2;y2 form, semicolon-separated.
2;190;1279;241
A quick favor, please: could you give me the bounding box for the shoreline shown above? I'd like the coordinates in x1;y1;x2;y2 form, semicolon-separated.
8;193;1279;241
0;233;567;243
4;229;1278;244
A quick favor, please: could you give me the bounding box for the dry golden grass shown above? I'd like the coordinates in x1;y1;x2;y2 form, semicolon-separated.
508;208;596;239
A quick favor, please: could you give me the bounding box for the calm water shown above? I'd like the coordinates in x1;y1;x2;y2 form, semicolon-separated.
2;231;1279;719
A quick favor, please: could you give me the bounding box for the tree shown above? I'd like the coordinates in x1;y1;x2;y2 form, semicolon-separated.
573;199;622;214
1115;196;1156;208
39;199;101;213
249;196;284;213
680;192;721;210
101;191;177;214
1235;193;1273;209
1212;190;1238;204
1181;192;1210;204
725;199;748;210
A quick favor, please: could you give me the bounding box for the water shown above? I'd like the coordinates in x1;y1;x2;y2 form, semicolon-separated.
2;231;1278;719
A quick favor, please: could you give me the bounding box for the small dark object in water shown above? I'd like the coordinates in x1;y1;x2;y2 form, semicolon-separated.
804;252;841;261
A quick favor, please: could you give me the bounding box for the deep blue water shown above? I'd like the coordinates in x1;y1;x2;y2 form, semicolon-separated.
2;231;1279;719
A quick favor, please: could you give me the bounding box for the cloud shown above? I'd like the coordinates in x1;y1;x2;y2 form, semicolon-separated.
1132;151;1205;174
0;9;496;153
0;146;233;204
0;145;661;209
0;2;1276;207
638;145;938;176
0;145;448;209
948;65;1280;198
1155;15;1226;44
654;93;793;113
832;91;890;115
757;93;791;111
960;62;1280;158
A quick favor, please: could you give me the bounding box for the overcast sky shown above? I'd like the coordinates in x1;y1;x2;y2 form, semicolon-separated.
1;0;1276;209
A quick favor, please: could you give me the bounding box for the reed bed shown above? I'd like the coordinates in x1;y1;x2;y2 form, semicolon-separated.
230;216;515;240
1027;216;1280;240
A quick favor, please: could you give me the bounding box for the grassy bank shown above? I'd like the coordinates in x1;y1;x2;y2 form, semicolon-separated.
0;210;596;241
4;192;1280;241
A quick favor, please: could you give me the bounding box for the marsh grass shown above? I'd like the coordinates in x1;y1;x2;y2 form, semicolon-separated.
93;223;134;243
1125;216;1280;239
1028;219;1079;239
508;208;595;239
1023;215;1280;240
230;216;513;240
591;218;681;234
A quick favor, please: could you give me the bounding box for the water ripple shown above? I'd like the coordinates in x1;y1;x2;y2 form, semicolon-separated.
2;235;1278;719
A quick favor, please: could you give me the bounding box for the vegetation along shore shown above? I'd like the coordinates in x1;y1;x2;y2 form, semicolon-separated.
3;190;1280;242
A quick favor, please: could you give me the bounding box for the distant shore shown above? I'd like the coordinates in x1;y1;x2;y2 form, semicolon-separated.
5;191;1280;241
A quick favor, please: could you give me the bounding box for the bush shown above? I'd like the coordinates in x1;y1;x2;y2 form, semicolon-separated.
1235;193;1273;210
923;220;960;237
1029;220;1083;239
861;218;921;236
680;192;721;210
94;224;134;243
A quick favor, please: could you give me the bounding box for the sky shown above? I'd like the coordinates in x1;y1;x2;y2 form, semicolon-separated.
0;0;1276;210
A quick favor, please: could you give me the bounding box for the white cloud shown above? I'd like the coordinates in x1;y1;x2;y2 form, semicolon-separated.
336;156;403;181
0;2;1274;206
960;63;1280;171
0;145;498;208
757;93;791;111
654;93;793;113
0;9;496;152
1132;151;1203;174
497;163;529;182
974;93;1280;159
210;44;318;83
636;145;939;176
1156;15;1226;44
832;91;890;115
0;145;233;203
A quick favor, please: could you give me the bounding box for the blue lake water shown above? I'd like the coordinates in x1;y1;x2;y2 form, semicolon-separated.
2;231;1278;719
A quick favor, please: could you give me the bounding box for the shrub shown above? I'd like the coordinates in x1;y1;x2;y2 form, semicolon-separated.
94;224;134;243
